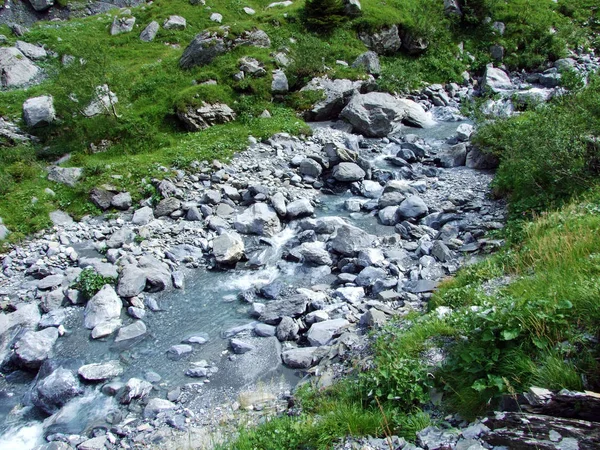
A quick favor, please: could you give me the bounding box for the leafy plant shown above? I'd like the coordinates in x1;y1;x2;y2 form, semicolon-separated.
303;0;347;33
73;268;116;300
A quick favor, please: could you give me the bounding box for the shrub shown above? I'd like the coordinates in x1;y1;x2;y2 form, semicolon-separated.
303;0;347;33
73;268;115;300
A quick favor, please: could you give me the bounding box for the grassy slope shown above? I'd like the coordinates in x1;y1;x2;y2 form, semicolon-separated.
0;0;594;242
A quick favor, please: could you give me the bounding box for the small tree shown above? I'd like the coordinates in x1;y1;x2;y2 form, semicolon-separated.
304;0;347;33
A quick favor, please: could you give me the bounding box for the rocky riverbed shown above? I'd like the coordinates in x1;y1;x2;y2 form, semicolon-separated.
6;54;600;448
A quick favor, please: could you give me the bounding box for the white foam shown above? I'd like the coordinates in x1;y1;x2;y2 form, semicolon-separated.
0;422;45;450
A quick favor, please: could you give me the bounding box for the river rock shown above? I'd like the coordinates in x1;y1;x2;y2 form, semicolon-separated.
234;203;281;236
341;92;434;137
111;16;136;35
328;223;375;256
13;327;59;369
287;198;314;219
91;318;122;339
292;241;332;266
397;195;428;220
140;21;159;42
378;206;398;226
0;303;41;336
144;398;176;419
106;227;134;248
259;295;308;324
115;320;147;342
83;285;122;329
333;162;366;183
167;344;193;359
164;15;187;30
33;367;83;414
437;143;467;167
456;123;474;141
47;166;83;187
299;158;322;178
23;95;55;128
355;266;387;287
270;192;287;216
281;347;318;369
78;360;123;381
300;77;363;121
0;47;40;88
120;377;153;404
481;65;513;93
230;338;255;354
37;274;64;290
466;147;499;170
254;323;276;337
138;255;172;292
307;318;349;346
132;206;154;225
213;232;245;264
117;265;147;297
276;316;299;341
78;436;107;450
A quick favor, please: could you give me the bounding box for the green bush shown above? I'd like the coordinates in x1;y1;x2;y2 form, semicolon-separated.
73;268;116;300
303;0;347;33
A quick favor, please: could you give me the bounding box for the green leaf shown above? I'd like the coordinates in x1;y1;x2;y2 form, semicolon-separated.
501;329;520;341
471;379;488;392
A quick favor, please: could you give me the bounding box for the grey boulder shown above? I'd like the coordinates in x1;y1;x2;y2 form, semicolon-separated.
234;203;281;237
177;102;236;131
110;17;136;36
397;196;428;220
0;47;40;88
115;320;147;342
307;318;349;346
47;166;83;187
23;95;55;128
83;285;122;329
33;367;83;414
352;51;380;75
286;198;314;219
332;162;366;182
13;327;59;369
481;65;513;93
78;360;124;381
213;232;245;264
140;21;159;42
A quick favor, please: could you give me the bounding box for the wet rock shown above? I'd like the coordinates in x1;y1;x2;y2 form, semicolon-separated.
307;318;349;346
332;162;366;182
140;21;159;42
230;338;255;354
287;198;314;219
167;344;193;360
213;232;245;265
23;95;55;128
78;360;123;382
139;255;172;292
13;327;59;369
328;224;375;256
260;280;284;300
254;323;276;337
91;318;122;339
115;320;147;342
234;203;281;237
292;241;332;266
397;196;428;220
119;377;153;404
84;285;122;329
456;123;474;142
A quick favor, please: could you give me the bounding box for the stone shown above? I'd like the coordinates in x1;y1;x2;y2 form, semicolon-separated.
259;295;308;324
271;69;289;94
177;102;236;131
361;180;383;198
299;158;322;178
333;286;365;303
13;327;59;369
481;65;513;93
466;147;499;170
33;367;83;415
29;0;54;11
115;320;147;342
144;398;176;419
110;16;136;36
417;426;460;450
78;360;123;381
234;203;281;236
360;309;387;328
179;31;227;69
84;285;122;329
167;344;193;359
23;95;55;128
254;323;276;337
91;319;122;339
328;223;375;256
358;25;402;55
352;51;380;75
301;77;363;121
243;7;256;15
15;41;47;60
432;240;453;262
82;84;119;117
155;197;181;217
117;265;146;298
397;195;428;220
111;192;132;210
400;29;429;55
444;0;462;16
164;15;187;30
213;232;245;264
343;0;362;15
281;347;318;369
332;162;366;182
37;274;64;290
293;241;332;266
47;166;83;187
378;206;398;226
119;378;153;404
437;143;467;168
230;338;255;354
341;92;434;137
0;47;40;88
78;436;107;450
287;198;314;219
140;21;159;42
456;123;474;142
138;255;172;292
355;266;387;286
276;316;299;341
307;318;349;346
270;192;287;216
90;188;115;210
210;13;223;23
132;206;154;225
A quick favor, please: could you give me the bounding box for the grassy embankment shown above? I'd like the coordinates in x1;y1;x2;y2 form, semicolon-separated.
0;0;595;241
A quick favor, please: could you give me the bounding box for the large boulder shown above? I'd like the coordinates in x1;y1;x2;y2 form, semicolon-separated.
358;25;402;55
436;143;467;167
29;0;54;11
271;69;289;94
177;102;236;131
154;197;181;217
47;166;83;187
15;41;47;60
332;162;366;182
212;232;245;264
144;398;176;419
32;367;83;414
341;92;434;137
291;241;332;266
281;347;318;369
300;77;363;121
13;327;59;369
234;203;281;237
397;195;428;220
132;206;154;225
83;285;122;329
481;65;513;93
286;198;314;219
138;255;172;292
140;21;160;42
307;318;349;346
163;15;187;30
466;147;499;170
0;47;40;88
23;95;55;128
